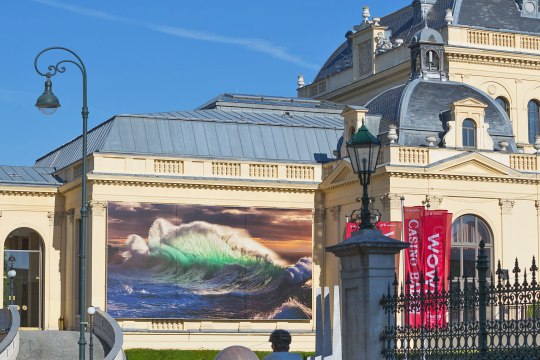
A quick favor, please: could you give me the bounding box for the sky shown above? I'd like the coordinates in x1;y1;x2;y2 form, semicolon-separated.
1;0;408;166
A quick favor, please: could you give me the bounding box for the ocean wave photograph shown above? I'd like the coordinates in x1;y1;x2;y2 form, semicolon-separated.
106;203;313;320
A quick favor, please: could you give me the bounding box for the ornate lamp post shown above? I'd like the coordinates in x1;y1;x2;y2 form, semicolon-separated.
346;122;381;229
7;255;16;306
34;47;89;360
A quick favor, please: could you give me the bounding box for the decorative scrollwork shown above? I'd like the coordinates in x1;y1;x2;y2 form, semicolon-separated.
34;47;86;79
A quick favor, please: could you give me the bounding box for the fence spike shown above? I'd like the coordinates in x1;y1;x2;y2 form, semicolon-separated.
531;256;538;286
513;257;521;287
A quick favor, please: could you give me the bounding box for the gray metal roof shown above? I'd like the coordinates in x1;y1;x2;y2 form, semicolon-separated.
36;95;345;170
314;0;540;83
455;0;540;34
366;79;516;150
0;166;61;186
314;1;452;83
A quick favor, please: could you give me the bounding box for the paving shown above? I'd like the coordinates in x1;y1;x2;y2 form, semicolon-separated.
17;330;106;360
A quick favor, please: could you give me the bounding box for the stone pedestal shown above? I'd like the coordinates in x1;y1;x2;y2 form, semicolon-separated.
326;229;408;360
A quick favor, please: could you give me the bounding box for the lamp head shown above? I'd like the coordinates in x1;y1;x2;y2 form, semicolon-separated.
87;306;96;315
7;270;16;278
35;77;60;115
346;123;381;178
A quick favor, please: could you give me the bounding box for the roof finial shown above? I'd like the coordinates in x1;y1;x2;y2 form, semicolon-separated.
422;0;428;28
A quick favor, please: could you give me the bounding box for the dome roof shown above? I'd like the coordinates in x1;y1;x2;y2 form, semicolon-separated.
365;79;516;150
411;26;444;44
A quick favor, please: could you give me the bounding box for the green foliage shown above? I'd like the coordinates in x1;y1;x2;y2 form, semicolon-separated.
125;348;315;360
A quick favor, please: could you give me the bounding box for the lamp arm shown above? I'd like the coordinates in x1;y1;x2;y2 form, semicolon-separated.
34;47;87;78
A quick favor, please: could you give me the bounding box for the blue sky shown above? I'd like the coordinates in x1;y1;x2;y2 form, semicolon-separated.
1;0;408;165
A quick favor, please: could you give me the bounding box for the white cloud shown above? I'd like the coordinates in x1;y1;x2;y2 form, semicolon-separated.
32;0;319;70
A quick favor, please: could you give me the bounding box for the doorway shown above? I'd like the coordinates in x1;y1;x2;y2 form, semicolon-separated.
4;228;43;328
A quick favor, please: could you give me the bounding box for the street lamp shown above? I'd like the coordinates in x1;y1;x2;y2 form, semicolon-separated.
346;122;381;229
34;47;89;360
87;306;96;360
7;255;16;306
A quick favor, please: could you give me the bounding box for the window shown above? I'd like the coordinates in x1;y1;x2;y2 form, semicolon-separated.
495;96;510;119
528;100;540;144
450;215;493;279
462;119;476;148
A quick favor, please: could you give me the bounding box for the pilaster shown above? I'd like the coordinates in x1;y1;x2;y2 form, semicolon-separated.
89;201;108;309
499;199;515;268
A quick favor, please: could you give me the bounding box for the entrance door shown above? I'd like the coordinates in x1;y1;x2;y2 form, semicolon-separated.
3;228;43;328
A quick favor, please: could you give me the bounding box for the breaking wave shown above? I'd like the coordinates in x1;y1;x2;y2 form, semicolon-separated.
109;219;312;299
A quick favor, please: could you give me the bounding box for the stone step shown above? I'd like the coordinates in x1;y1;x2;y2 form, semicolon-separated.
17;330;106;360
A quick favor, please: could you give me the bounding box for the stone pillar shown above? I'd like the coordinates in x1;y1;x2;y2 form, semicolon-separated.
327;229;408;360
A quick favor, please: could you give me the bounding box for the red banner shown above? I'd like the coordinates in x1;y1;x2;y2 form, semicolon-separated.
345;221;360;239
377;221;402;240
403;206;425;326
377;221;403;278
422;210;452;327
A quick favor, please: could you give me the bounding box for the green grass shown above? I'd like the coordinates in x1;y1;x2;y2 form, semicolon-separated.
125;349;315;360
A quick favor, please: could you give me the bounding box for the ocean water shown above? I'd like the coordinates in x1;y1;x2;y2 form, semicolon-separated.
107;219;312;320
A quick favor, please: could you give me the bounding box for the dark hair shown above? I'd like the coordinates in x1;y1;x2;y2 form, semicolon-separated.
269;329;291;352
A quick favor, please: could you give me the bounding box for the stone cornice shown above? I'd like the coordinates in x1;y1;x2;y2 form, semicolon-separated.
445;48;540;70
89;176;317;194
0;187;57;197
385;170;538;184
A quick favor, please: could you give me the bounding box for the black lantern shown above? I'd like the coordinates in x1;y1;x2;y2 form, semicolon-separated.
346;123;381;229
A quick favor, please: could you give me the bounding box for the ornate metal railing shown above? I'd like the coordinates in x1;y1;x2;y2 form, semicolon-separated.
381;241;540;359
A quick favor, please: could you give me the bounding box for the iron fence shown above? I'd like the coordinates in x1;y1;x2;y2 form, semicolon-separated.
381;241;540;359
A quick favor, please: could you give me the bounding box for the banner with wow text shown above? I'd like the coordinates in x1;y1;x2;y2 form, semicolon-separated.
403;207;452;327
422;210;452;327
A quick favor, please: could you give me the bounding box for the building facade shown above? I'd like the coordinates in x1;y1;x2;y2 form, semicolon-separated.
305;0;540;300
3;0;540;353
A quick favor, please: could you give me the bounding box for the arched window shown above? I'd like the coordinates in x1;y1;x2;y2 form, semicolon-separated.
450;215;493;279
529;100;540;144
462;119;476;148
425;50;439;70
495;96;510;119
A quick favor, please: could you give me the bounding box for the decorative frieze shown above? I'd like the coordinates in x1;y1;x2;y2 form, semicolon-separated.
499;199;515;215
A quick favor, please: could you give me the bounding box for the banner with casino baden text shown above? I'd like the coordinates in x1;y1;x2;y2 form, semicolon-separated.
403;207;452;327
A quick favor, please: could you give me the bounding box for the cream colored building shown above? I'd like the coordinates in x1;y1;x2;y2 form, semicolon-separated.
0;94;343;351
4;0;540;353
301;0;540;295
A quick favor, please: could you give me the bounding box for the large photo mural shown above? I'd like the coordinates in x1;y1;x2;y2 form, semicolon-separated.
106;202;313;320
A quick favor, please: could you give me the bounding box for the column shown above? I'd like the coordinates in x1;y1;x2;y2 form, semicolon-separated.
327;228;408;360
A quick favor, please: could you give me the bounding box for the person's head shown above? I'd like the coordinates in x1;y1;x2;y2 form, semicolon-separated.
269;329;292;352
